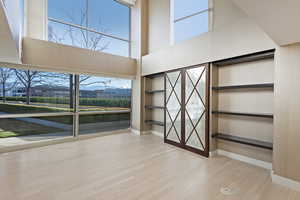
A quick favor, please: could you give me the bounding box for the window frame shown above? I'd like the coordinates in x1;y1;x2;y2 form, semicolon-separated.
47;0;132;57
170;0;213;45
0;64;132;144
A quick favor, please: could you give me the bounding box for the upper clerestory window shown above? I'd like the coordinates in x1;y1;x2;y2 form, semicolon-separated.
47;0;131;57
172;0;211;44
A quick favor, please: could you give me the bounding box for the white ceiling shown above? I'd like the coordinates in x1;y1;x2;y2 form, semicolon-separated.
232;0;300;46
0;2;20;63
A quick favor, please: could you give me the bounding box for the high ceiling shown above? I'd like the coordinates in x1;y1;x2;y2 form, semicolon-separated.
232;0;300;46
0;1;20;63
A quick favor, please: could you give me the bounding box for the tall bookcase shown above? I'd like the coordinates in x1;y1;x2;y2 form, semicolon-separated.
143;73;165;136
210;50;275;162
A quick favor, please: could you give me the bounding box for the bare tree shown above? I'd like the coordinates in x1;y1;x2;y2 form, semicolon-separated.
14;70;42;105
0;68;18;103
48;2;111;108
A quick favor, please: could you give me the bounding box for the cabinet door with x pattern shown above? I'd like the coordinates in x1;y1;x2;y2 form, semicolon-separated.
164;64;209;157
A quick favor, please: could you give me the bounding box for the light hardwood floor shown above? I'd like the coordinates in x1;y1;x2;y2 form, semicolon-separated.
0;132;299;200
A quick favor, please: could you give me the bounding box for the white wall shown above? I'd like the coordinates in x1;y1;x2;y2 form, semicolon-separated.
0;0;22;63
22;37;137;79
232;0;300;45
273;43;300;181
142;0;276;75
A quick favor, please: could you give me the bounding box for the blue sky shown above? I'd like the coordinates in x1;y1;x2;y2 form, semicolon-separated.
45;0;209;88
174;0;208;20
47;0;132;89
48;0;130;57
174;0;209;43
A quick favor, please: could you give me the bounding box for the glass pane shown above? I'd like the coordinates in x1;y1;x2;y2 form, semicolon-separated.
185;66;206;150
166;71;181;143
79;113;130;135
48;0;87;27
174;12;208;43
0;115;73;146
88;0;130;39
87;32;129;57
174;0;208;20
0;67;73;114
48;21;129;57
186;130;204;150
79;75;131;112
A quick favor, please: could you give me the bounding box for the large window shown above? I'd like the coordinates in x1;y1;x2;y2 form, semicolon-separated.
48;0;130;57
78;74;131;135
0;66;74;142
0;65;132;148
172;0;210;44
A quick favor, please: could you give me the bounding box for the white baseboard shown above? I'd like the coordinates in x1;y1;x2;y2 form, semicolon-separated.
271;171;300;191
131;129;157;136
209;150;218;157
150;131;164;138
131;129;140;135
215;149;272;170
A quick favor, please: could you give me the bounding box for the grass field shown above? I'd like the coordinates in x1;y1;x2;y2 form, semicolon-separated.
0;102;130;138
0;118;65;138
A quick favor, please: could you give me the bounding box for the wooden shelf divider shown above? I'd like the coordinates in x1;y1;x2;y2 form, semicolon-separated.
145;105;165;110
212;110;273;119
212;83;274;90
145;120;164;126
145;90;165;94
213;50;275;66
212;133;273;150
146;73;164;79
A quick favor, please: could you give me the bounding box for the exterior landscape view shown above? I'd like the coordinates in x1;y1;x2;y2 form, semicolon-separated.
0;67;131;140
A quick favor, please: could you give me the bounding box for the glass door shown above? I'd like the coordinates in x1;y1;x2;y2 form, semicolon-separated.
165;70;182;146
184;65;209;156
164;64;209;157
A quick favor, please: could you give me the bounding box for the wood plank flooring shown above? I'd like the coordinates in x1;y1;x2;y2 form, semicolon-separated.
0;132;299;200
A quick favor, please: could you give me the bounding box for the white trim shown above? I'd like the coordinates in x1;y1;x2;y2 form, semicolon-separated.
169;0;175;45
131;128;141;135
131;129;164;137
170;0;213;45
209;150;218;157
114;0;136;7
174;9;211;23
208;0;214;32
0;129;129;154
150;131;164;138
216;149;272;170
271;171;300;191
44;0;48;40
48;18;130;43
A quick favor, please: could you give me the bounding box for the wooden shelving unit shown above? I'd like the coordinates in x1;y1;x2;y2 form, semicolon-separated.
143;72;165;133
145;90;164;94
146;73;164;79
212;110;273;119
211;49;275;157
145;105;165;110
212;133;273;150
145;120;164;126
213;50;274;66
212;83;274;90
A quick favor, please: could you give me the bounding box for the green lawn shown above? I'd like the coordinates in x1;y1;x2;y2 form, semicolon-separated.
0;102;69;113
0;102;130;138
0;118;65;138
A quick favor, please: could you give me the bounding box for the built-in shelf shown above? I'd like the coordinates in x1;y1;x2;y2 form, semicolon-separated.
212;110;273;119
145;120;164;126
212;83;274;90
146;73;164;79
213;50;275;66
212;133;273;150
145;105;165;110
145;90;165;94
